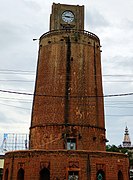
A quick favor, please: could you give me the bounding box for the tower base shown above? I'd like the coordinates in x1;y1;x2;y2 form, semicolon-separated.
3;150;129;179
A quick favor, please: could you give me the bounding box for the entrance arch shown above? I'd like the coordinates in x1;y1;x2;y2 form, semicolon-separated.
39;167;50;180
17;168;24;180
118;170;123;180
96;170;105;180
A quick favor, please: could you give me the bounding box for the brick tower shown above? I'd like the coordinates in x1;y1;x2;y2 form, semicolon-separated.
30;3;105;152
3;3;129;180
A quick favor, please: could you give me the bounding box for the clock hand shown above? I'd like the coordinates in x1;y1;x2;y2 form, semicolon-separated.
64;15;72;18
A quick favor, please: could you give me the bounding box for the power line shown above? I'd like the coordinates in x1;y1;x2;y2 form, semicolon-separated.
106;115;133;117
103;81;133;82
2;96;133;104
0;80;34;82
1;79;133;83
1;96;133;106
0;96;32;101
105;100;133;102
0;89;33;96
0;102;31;110
0;69;34;73
103;74;133;77
1;89;133;98
0;97;132;107
0;102;133;117
0;72;35;75
0;99;32;103
1;68;133;77
105;105;133;109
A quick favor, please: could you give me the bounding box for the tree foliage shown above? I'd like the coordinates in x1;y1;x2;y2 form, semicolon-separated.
106;144;119;152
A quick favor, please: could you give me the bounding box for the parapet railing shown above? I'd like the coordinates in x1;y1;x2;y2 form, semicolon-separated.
40;29;100;43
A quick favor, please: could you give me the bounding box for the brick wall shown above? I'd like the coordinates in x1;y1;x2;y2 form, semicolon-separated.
3;150;129;180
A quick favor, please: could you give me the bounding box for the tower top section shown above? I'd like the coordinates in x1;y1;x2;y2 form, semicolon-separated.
123;126;131;147
50;3;84;30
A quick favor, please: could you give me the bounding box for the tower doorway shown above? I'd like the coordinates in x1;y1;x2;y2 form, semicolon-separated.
118;170;123;180
39;168;50;180
17;168;24;180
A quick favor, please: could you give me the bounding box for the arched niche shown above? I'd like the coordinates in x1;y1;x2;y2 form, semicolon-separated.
96;169;105;180
40;167;50;180
118;170;123;180
17;168;24;180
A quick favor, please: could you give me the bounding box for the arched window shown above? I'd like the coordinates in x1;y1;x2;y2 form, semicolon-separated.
17;168;24;180
4;169;8;180
118;170;123;180
96;170;105;180
39;167;50;180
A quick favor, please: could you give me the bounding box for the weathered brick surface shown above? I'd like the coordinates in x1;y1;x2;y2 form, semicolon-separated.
2;30;129;179
30;31;105;151
30;125;105;151
3;150;129;180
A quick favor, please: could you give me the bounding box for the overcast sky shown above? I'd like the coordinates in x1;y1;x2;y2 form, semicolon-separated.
0;0;133;147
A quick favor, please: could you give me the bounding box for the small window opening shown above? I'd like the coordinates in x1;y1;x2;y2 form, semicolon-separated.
17;168;24;180
67;138;76;150
71;57;73;61
68;171;79;180
96;170;105;180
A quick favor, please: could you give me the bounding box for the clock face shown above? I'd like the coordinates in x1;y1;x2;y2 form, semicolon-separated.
62;11;74;23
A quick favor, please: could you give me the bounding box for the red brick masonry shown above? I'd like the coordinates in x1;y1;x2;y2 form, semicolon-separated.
3;150;129;180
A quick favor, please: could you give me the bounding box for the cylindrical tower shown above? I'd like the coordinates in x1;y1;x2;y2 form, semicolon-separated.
29;29;105;151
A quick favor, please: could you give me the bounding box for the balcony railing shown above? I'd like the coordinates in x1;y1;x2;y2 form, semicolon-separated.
40;29;100;43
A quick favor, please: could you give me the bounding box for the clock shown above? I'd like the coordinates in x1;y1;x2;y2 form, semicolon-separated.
62;11;74;23
50;4;84;30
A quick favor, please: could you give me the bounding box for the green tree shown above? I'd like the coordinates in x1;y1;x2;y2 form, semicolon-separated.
106;144;119;152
